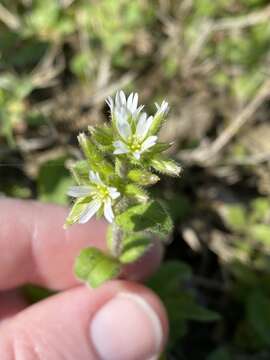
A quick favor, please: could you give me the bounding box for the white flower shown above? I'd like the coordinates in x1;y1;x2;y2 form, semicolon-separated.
67;171;120;223
113;110;158;160
106;90;144;118
154;100;169;117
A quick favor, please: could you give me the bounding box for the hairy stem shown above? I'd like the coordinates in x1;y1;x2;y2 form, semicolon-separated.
111;222;123;258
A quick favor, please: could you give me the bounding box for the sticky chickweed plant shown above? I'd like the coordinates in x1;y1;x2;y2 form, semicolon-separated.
65;90;181;288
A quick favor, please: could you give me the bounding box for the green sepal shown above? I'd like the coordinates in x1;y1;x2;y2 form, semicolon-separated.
148;142;172;155
149;113;166;135
70;160;89;184
116;200;173;238
77;133;113;177
64;197;91;228
127;169;160;186
120;233;152;264
115;157;127;178
150;157;181;177
88;125;113;147
124;183;149;202
74;247;121;288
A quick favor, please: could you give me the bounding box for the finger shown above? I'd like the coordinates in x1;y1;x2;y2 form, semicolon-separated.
0;199;162;290
0;281;168;360
0;290;27;321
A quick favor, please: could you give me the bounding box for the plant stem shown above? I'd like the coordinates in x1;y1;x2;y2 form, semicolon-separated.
111;222;123;258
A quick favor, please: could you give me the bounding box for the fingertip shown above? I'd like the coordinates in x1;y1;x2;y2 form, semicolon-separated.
1;281;168;360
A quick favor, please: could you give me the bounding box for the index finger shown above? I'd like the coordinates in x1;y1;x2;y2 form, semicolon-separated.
0;199;162;290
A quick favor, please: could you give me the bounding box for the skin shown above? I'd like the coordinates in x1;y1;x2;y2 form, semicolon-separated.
0;199;168;359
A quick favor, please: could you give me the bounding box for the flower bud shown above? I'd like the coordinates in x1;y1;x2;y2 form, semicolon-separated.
150;158;181;177
127;169;160;186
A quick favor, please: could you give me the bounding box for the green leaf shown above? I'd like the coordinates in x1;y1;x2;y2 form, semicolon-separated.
178;298;221;322
38;157;72;205
147;261;220;347
120;233;151;264
127;169;160;186
150;157;181;177
223;205;247;232
116;200;173;238
74;247;121;288
207;347;232;360
247;291;270;345
70;52;90;78
250;224;270;245
147;261;192;297
251;198;270;222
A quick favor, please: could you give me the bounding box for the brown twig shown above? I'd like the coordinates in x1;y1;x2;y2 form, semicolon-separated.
182;4;270;72
0;3;21;30
179;79;270;164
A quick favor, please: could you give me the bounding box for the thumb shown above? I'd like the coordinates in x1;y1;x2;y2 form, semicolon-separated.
0;281;168;360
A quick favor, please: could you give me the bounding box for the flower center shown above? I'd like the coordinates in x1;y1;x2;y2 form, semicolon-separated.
129;142;141;152
127;135;141;152
96;185;110;200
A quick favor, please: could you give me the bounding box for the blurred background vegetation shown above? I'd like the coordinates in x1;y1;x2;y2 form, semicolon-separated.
1;0;270;358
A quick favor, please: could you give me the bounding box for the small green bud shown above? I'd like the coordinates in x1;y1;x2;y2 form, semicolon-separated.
65;197;91;228
115;157;127;178
149;101;169;135
150;142;173;154
77;133;113;176
70;160;89;184
124;184;149;203
150;157;181;177
127;169;160;186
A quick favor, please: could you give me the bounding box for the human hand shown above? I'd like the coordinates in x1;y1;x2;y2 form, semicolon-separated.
0;199;168;360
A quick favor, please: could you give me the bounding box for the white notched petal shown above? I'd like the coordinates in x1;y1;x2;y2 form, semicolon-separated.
133;151;141;160
89;171;103;185
136;112;147;139
113;148;129;155
115;111;131;140
113;140;129;154
136;114;154;140
67;186;92;198
130;93;138;113
108;187;120;199
141;135;158;151
119;90;126;106
106;96;113;111
115;91;121;108
127;92;134;111
79;199;101;224
134;104;144;117
155;100;169;116
104;199;114;223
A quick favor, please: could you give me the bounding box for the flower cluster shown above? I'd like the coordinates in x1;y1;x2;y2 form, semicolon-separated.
66;90;180;226
65;89;181;288
107;91;169;160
